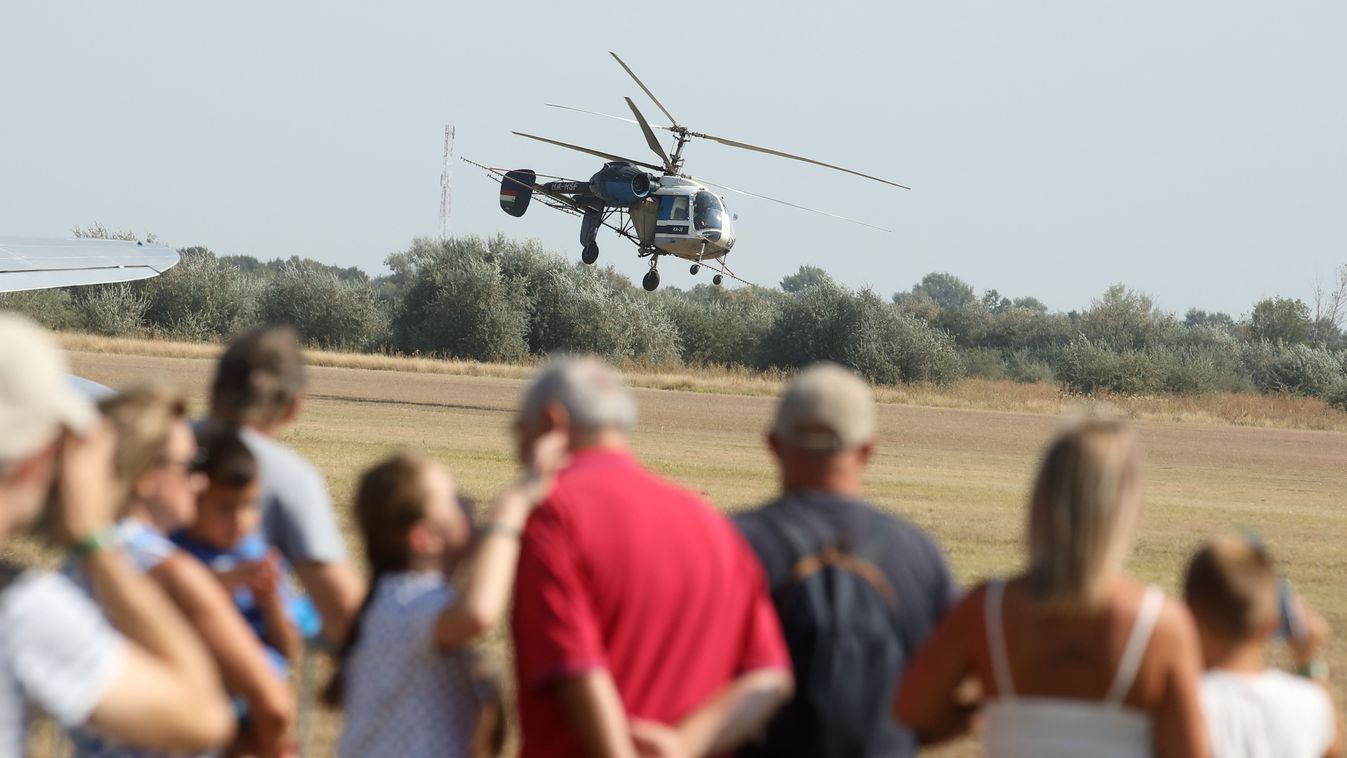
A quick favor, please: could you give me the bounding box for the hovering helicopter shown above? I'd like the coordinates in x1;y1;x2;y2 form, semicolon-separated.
466;52;908;292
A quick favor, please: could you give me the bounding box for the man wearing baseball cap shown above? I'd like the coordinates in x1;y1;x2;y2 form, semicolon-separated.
0;314;231;754
734;363;958;758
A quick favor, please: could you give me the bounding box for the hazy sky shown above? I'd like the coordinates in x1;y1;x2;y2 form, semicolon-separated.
3;1;1343;315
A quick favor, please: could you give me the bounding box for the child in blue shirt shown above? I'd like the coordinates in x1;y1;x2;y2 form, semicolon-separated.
172;425;314;676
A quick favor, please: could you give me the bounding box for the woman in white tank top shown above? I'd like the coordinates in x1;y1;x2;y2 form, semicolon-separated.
895;421;1208;757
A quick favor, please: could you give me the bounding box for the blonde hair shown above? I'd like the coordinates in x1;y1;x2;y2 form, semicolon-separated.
98;386;189;513
1025;420;1142;608
1184;537;1277;641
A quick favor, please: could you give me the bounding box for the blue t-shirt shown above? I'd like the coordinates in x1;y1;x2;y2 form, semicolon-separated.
169;531;319;673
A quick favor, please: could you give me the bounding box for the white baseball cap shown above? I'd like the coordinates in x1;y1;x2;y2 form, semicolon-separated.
771;363;878;452
0;315;97;463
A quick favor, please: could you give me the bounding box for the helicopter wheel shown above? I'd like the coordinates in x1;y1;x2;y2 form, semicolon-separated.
689;264;700;275
581;242;599;265
713;274;724;286
642;269;661;292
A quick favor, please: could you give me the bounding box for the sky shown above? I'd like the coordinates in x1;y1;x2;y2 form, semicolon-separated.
2;1;1344;315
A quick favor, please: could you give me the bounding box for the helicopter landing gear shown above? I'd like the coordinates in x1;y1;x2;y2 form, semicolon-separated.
713;274;724;286
643;269;661;291
642;257;661;292
580;208;602;265
690;242;705;276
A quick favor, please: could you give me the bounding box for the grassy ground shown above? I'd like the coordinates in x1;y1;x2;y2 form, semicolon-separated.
57;331;1347;432
19;347;1347;756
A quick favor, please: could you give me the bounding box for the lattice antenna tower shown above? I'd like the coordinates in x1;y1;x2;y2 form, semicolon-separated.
440;123;456;238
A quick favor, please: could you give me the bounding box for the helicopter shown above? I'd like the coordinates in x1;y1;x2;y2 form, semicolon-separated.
467;53;909;292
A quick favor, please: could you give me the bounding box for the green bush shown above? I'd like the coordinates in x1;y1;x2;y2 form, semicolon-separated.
1246;342;1345;396
389;237;530;362
75;284;148;337
759;283;962;384
258;263;388;351
665;286;780;367
1058;337;1166;395
1325;380;1347;411
1005;349;1056;384
0;289;80;331
1079;285;1175;351
139;247;260;341
960;347;1007;380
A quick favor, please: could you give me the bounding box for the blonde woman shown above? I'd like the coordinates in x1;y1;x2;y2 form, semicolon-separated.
895;420;1207;757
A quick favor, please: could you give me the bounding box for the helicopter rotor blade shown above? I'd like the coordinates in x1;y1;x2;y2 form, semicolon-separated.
697;132;909;190
624;97;673;172
691;175;893;232
511;132;665;172
609;52;679;127
545;103;673;130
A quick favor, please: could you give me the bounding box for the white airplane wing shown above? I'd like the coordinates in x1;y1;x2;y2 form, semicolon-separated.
0;236;180;293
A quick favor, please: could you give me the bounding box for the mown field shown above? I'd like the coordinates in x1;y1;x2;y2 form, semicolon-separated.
36;349;1347;755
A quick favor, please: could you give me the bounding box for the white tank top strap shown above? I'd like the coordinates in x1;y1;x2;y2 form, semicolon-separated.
1104;584;1166;707
984;579;1016;700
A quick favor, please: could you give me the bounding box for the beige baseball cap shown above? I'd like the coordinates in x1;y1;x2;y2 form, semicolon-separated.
771;362;878;452
0;315;97;463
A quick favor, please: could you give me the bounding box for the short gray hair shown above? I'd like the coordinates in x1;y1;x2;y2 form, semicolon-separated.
518;356;637;435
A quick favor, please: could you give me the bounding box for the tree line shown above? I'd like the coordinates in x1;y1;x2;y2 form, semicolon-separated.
3;231;1345;409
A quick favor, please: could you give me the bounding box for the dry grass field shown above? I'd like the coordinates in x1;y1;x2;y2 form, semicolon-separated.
24;348;1347;755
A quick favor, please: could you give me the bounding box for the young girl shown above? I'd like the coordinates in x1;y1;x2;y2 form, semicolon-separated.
326;431;566;757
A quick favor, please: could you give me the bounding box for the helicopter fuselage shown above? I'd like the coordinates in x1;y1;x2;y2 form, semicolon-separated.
521;165;734;263
635;176;734;263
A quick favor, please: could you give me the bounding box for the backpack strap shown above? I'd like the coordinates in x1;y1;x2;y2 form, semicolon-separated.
764;502;900;612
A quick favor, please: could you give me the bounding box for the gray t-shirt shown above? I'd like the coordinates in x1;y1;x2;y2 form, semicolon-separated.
238;428;348;565
0;568;126;756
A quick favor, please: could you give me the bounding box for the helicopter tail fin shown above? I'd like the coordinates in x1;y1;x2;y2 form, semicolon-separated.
500;170;536;217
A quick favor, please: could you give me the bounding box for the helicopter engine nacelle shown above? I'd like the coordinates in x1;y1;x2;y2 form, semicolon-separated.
589;162;655;205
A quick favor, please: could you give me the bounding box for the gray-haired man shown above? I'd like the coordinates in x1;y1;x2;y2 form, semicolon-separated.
510;356;793;758
734;363;957;758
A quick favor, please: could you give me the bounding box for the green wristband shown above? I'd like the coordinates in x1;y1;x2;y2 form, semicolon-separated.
71;527;121;559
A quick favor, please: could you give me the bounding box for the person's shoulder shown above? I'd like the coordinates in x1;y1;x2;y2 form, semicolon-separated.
0;570;102;630
853;500;938;547
1255;669;1334;709
372;572;452;618
242;428;320;476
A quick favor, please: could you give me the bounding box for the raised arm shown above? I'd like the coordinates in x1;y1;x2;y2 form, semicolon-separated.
58;425;233;752
151;552;294;757
434;430;568;650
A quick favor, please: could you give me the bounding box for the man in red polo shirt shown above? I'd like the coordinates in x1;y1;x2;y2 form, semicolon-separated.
511;357;793;758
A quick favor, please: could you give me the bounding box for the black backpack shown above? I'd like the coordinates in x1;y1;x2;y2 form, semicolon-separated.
743;508;904;758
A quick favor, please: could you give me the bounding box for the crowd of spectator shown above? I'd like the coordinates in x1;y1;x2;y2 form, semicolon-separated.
0;312;1340;757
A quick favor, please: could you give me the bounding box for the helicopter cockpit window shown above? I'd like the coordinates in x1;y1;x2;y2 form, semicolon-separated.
658;195;690;222
693;191;724;231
